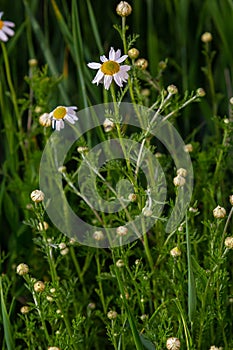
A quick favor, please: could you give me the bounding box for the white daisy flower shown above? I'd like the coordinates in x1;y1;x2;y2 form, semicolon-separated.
87;47;131;90
0;12;15;42
49;106;78;131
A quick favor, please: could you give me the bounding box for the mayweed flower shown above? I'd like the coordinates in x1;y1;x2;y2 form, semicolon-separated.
30;189;44;203
49;106;78;131
16;263;29;276
213;205;226;219
87;47;130;90
0;12;15;42
166;337;181;350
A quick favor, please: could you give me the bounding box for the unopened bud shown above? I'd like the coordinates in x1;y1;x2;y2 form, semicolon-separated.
116;1;132;17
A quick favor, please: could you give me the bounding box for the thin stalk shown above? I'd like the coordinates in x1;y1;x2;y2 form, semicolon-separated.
1;42;27;162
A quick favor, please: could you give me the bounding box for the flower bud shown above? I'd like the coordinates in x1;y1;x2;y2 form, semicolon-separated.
107;310;118;319
48;347;61;350
77;146;89;153
166;337;181;350
142;208;153;217
135;58;148;70
87;302;96;310
20;306;30;314
173;175;186;187
39;113;52;127
46;296;54;302
141;88;150;97
128;48;139;59
93;230;104;241
60;247;69;255
116;1;132;17
176;168;187;177
183;143;193;153
59;242;66;250
167;84;178;95
116;226;128;236
201;32;212;43
128;193;137;202
224;236;233;249
229;195;233;206
213;205;226;219
28;58;38;67
16;263;29;276
230;97;233;105
103;118;114;132
34;281;45;292
37;221;49;231
116;259;124;268
170;247;181;258
30;190;44;203
196;88;206;97
58;166;67;173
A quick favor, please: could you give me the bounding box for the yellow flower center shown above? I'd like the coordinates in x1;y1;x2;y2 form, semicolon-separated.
101;61;120;75
53;106;66;120
0;21;4;30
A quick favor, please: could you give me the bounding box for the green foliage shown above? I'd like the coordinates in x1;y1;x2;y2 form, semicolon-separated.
0;0;233;349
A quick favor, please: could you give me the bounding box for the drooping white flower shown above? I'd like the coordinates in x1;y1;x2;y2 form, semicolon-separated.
0;12;15;42
87;47;130;90
49;106;78;131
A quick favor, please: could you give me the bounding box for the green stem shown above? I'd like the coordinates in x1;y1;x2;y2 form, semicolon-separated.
112;250;143;350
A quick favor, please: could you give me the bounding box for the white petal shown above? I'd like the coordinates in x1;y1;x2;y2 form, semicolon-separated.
4;21;15;27
3;26;14;36
87;62;101;69
64;115;76;124
113;74;123;87
92;69;104;85
104;75;113;90
115;49;121;61
119;65;131;72
0;30;8;42
109;47;115;61
100;55;108;62
0;12;3;20
116;54;128;63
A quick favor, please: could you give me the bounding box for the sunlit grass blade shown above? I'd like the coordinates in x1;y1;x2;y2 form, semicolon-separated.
86;0;103;54
71;0;88;109
23;0;70;105
186;213;197;323
0;278;14;350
